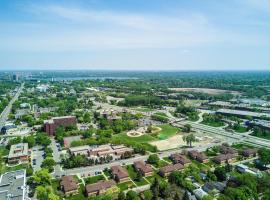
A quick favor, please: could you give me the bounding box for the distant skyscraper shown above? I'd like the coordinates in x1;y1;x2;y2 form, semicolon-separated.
12;74;19;82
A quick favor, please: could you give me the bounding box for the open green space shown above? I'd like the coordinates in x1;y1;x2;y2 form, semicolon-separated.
162;157;172;163
84;175;105;184
154;112;168;117
156;124;179;140
117;181;135;191
233;126;248;133
134;107;154;112
201;121;224;127
125;165;149;186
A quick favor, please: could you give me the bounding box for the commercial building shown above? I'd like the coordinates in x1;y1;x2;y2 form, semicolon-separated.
85;180;116;197
111;165;129;183
134;160;153;177
69;145;90;156
44;116;77;136
8;143;29;164
0;170;27;200
60;176;79;196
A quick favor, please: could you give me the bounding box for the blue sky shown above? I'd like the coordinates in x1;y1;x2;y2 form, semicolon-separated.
0;0;269;70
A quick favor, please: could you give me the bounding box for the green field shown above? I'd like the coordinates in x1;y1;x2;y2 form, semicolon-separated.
201;121;224;127
233;126;248;133
84;175;105;184
117;181;135;191
113;124;179;143
125;165;149;186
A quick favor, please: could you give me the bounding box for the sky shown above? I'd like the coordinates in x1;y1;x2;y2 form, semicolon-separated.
0;0;269;71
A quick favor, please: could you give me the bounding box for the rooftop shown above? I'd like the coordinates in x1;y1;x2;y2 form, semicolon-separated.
0;170;26;200
8;143;28;159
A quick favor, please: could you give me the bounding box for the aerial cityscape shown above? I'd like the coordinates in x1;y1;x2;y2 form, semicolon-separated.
1;0;270;200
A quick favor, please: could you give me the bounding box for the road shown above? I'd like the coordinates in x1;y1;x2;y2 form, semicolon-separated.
50;138;62;177
176;121;270;149
0;83;24;130
54;141;217;178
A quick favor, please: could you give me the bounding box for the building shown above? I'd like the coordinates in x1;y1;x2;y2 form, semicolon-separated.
216;108;270;119
0;170;27;200
69;145;89;156
85;180;116;197
170;153;191;166
64;136;82;148
219;144;238;155
8;143;29;164
44;116;77;136
36;84;49;92
202;182;225;194
159;163;184;177
89;144;133;158
60;176;79;196
111;165;129;183
213;153;236;164
193;188;208;200
188;150;209;163
242;149;257;158
134;160;153;177
1;124;17;134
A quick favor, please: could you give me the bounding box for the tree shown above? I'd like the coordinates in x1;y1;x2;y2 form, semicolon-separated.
150;178;160;200
126;190;139;200
147;154;160;166
36;132;51;146
182;134;198;147
214;167;227;181
36;186;47;200
258;148;270;166
41;157;56;172
33;169;52;186
182;190;189;200
142;190;153;200
23;135;36;148
182;124;192;133
48;193;60;200
118;191;126;200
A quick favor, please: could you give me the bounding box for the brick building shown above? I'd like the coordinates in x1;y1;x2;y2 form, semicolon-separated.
44;116;77;136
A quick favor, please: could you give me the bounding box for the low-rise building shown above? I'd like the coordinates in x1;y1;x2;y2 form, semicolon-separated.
219;144;238;155
85;180;116;197
60;176;79;196
193;188;208;200
69;145;89;156
8;143;29;164
170;153;191;166
0;169;27;200
111;165;129;183
242;149;257;158
188;150;209;163
134;160;153;177
159;163;184;177
213;153;236;164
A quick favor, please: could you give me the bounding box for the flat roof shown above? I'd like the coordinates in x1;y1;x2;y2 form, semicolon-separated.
8;143;28;159
217;109;270;118
0;170;26;200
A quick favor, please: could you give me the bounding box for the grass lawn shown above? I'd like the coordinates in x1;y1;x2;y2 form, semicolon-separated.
156;124;179;140
191;160;210;171
152;160;169;168
0;146;9;156
135;107;154;112
145;172;164;183
201;121;224;127
117;181;135;191
125;165;149;186
233;126;248;133
155;112;168;117
4;163;29;173
251;133;270;140
231;143;254;150
113;132;155;143
162;157;172;163
84;175;105;184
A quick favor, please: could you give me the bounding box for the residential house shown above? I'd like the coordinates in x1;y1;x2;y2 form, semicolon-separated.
159;163;184;177
170;153;191;166
188;150;209;163
134;160;153;177
213;154;236;164
60;176;79;196
85;180;116;197
111;165;129;183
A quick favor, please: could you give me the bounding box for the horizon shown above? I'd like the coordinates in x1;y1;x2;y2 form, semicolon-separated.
0;0;270;70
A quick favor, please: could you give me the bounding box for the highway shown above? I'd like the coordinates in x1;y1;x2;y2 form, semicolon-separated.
176;121;270;149
0;83;24;130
